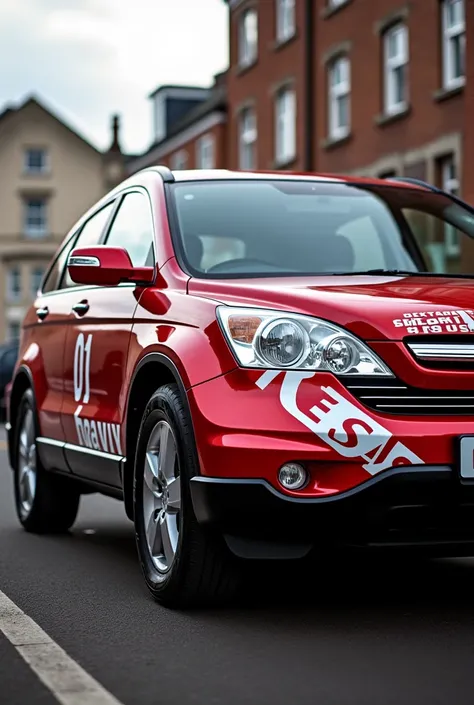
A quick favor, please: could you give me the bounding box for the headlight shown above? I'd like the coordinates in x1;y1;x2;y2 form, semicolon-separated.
216;306;393;376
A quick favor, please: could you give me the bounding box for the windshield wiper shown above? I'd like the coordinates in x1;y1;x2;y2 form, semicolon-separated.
332;269;474;279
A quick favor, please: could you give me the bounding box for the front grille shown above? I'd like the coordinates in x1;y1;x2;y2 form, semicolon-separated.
406;336;474;370
344;376;474;416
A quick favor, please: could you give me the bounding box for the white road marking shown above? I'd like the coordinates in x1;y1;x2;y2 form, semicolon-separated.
0;589;124;705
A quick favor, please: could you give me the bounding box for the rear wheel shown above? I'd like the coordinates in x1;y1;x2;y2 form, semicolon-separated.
133;383;241;607
13;388;80;533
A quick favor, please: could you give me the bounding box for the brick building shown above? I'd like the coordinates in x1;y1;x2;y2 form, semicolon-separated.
128;0;468;209
128;74;227;174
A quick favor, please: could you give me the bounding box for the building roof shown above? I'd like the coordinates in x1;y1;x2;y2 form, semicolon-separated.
0;94;103;154
138;83;227;162
148;84;212;100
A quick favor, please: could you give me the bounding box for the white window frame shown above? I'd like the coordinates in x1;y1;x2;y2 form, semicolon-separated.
31;266;45;297
238;8;258;68
442;0;465;89
276;0;295;43
23;198;47;238
275;87;296;165
171;150;188;170
239;108;257;170
24;147;49;174
442;155;461;256
328;56;350;140
7;267;21;302
195;134;215;169
383;24;409;115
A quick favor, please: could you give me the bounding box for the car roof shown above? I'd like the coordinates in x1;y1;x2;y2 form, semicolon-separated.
158;168;429;190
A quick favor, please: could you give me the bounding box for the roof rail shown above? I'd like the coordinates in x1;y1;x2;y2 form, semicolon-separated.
383;176;439;192
154;165;175;183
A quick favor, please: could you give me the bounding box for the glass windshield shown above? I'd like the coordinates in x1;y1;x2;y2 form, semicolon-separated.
167;179;474;278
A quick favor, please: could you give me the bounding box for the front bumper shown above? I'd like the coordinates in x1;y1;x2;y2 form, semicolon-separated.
190;466;474;555
187;367;474;554
187;367;474;495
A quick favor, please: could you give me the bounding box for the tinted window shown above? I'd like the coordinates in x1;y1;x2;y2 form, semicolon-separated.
104;192;155;267
42;232;80;293
61;202;115;288
168;180;474;277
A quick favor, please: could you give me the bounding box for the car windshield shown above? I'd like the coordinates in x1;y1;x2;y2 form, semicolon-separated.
167;179;474;278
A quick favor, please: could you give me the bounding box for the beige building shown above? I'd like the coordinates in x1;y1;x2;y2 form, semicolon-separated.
0;95;126;343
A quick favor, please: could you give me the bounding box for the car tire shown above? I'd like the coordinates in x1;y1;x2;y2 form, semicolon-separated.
133;383;241;608
13;388;81;534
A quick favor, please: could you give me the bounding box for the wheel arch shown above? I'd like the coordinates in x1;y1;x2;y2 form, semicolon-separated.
8;366;34;470
123;353;199;521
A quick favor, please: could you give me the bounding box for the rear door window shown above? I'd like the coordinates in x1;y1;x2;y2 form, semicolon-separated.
60;202;115;289
104;192;155;267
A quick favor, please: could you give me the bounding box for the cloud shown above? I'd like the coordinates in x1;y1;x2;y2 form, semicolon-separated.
0;0;228;154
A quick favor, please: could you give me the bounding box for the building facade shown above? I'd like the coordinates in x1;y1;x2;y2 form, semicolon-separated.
129;0;468;197
225;0;466;185
0;96;126;343
126;0;469;276
128;75;227;174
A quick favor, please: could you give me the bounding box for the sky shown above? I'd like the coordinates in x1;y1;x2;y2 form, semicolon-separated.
0;0;229;155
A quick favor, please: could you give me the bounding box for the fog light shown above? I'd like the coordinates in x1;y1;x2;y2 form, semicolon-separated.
278;463;307;490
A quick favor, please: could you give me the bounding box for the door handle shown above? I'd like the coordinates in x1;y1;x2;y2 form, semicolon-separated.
72;301;89;316
36;306;49;321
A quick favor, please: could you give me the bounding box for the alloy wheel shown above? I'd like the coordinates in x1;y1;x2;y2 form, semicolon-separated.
17;409;37;519
142;420;181;572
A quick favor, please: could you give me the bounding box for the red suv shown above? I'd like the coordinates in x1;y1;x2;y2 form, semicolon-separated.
7;167;474;606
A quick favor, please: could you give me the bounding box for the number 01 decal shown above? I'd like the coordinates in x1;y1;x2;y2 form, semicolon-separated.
74;333;93;404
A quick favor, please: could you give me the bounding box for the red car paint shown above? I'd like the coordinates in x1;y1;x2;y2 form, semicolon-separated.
7;168;474;550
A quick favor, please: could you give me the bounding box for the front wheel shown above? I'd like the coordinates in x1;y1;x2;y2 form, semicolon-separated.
13;388;80;533
133;383;241;607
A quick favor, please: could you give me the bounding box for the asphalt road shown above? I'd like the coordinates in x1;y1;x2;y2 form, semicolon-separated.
1;428;474;705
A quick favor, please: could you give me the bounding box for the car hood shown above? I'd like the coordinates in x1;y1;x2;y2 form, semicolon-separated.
188;274;474;341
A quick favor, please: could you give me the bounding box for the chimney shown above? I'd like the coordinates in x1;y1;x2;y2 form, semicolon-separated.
109;113;121;152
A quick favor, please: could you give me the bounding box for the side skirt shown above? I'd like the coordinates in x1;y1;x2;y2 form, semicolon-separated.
36;436;125;494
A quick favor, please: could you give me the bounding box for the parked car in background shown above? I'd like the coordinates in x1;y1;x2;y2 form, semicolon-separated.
6;167;474;608
0;341;19;421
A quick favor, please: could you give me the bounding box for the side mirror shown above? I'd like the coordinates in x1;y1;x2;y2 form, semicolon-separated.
67;246;155;287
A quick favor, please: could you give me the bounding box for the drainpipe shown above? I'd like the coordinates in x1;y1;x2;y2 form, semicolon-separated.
304;0;314;172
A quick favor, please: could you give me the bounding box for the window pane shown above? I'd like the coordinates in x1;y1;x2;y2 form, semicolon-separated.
275;89;295;162
7;267;21;301
31;267;45;296
387;30;399;59
104;192;155;268
337;94;348;130
24;198;47;237
239;108;257;169
42;233;80;293
196;135;215;169
61;203;114;288
446;0;464;27
452;34;464;77
240;9;258;64
331;60;342;86
25;148;47;172
171;151;188;170
7;322;20;341
276;0;295;41
169;180;428;277
394;65;405;103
